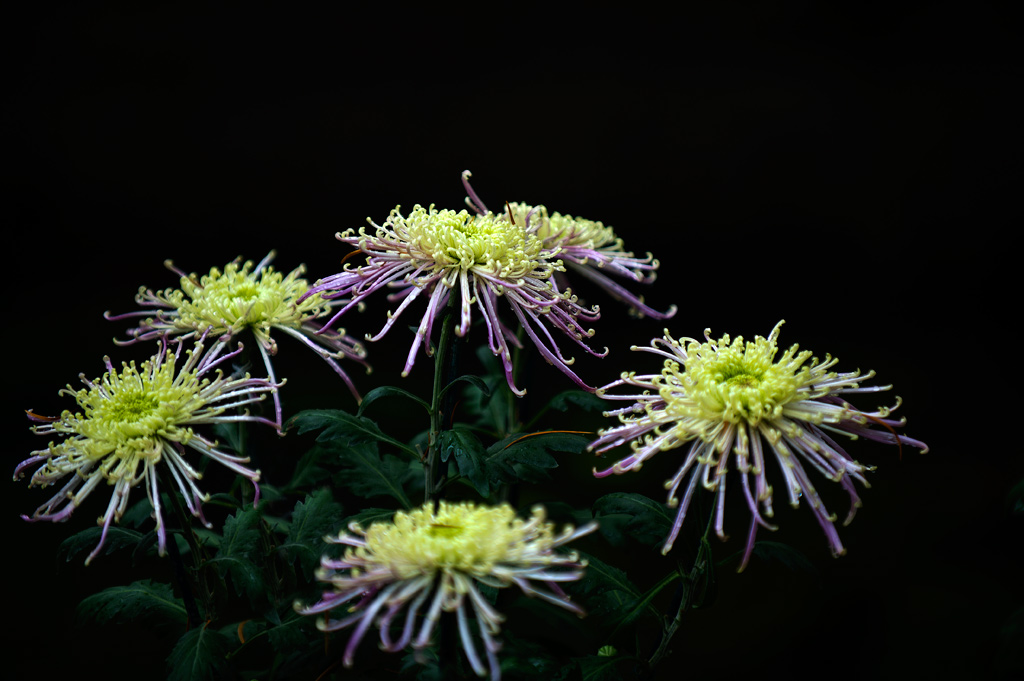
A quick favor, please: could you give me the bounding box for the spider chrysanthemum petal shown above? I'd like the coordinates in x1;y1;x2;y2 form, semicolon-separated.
303;173;609;396
15;336;278;564
105;251;369;427
296;501;595;679
589;320;927;570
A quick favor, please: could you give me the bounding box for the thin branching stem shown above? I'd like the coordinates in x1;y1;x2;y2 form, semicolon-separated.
159;465;214;625
425;292;459;504
644;512;716;674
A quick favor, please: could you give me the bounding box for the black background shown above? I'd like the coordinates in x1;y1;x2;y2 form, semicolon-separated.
7;2;1019;680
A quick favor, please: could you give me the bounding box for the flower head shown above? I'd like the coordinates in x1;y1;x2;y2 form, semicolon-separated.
297;501;595;679
304;173;608;396
105;251;369;427
589;320;927;570
15;336;278;564
478;195;675;320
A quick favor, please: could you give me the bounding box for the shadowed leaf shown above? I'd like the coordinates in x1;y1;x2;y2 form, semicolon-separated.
439;428;489;497
328;442;414;508
357;385;430;418
290;409;417;458
167;624;233;681
59;526;146;563
207;507;266;604
279;489;344;575
593;492;674;549
78;579;187;627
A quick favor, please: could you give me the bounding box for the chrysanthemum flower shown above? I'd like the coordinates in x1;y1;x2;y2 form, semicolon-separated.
589;320;927;570
105;251;369;427
297;501;595;679
303;176;608;395
15;336;278;564
461;173;675;320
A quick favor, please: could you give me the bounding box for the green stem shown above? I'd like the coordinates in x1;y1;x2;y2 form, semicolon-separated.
425;293;460;504
160;466;215;623
644;512;716;675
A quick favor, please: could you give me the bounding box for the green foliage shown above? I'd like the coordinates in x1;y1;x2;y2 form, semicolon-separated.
342;506;398;529
439;427;490;495
167;624;235;681
292;409;417;507
59;526;148;563
567;551;648;621
278;489;345;575
357;385;431;417
592;492;675;549
496;630;577;680
206;507;267;605
438;428;589;498
40;271;883;681
212;421;248;457
78;579;188;627
291;408;418;458
330;443;416;508
524;389;608;430
1007;476;1024;516
576;653;638;681
438;374;492;403
732;540;820;586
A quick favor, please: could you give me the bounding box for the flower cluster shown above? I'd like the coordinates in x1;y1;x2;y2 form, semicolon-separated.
297;501;595;679
589;320;928;570
496;200;676;320
304;183;604;395
15;170;928;679
106;251;368;426
15;336;278;563
302;171;677;395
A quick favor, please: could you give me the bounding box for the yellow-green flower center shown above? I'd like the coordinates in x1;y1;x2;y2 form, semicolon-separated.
657;324;815;426
360;501;546;579
398;205;553;281
105;391;160;423
63;356;211;466
161;258;324;337
509;202;622;253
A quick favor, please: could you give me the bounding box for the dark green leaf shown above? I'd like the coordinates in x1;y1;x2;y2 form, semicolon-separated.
281;445;332;493
206;507;266;604
356;385;430;418
438;374;492;402
456;345;510;433
122;494;155;527
610;569;680;636
539;390;608;416
481;431;588;487
329;443;414;508
995;607;1024;677
592;492;674;549
212;421;247;456
59;526;146;563
290;409;416;458
438;428;489;497
1007;477;1024;516
534;501;595;529
342;507;397;529
566;551;642;618
266;610;316;652
497;629;577;680
740;541;820;585
167;624;234;681
279;489;345;575
78;580;187;627
400;648;441;681
577;654;635;681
